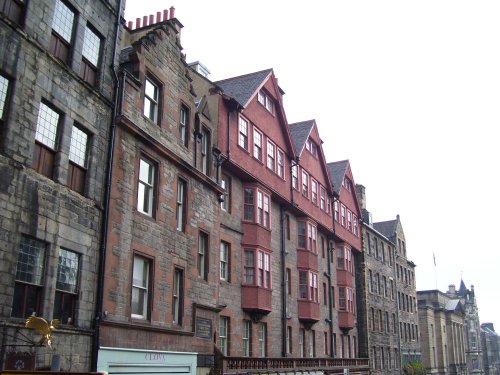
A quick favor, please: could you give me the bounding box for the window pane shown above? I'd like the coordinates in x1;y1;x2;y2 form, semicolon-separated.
15;237;45;284
56;249;79;293
52;0;74;42
82;26;101;66
0;74;9;119
35;103;59;149
69;125;88;167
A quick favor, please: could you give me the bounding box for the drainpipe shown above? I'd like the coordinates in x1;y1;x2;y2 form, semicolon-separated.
226;110;231;160
394;247;403;372
92;0;123;370
327;239;335;357
280;205;287;357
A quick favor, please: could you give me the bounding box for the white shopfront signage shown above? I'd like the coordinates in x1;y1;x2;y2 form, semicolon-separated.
97;347;197;375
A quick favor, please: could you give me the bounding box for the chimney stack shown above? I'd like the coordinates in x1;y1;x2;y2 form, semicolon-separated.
128;8;175;30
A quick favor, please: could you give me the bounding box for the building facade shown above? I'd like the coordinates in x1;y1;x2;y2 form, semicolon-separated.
355;185;401;375
447;281;484;374
96;10;224;375
374;214;422;367
418;289;467;375
481;323;500;375
0;0;122;370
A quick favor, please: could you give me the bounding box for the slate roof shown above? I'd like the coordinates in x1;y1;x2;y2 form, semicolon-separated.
289;121;314;154
373;220;398;239
215;69;273;108
445;299;461;312
327;160;349;195
458;279;468;295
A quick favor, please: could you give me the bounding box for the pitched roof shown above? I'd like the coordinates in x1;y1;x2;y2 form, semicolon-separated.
445;299;461;312
458;279;468;295
215;69;273;108
289;120;314;154
327;160;349;195
373;219;398;239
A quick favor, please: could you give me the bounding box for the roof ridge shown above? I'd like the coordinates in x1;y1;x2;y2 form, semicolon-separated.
214;68;273;84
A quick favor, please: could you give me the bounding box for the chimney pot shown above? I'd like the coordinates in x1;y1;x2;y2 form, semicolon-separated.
156;11;161;23
149;14;154;25
163;9;168;21
143;15;148;26
136;17;141;28
128;21;133;29
169;6;175;19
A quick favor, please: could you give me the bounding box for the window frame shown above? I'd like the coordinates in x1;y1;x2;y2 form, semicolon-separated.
277;148;285;179
131;254;152;320
219;316;229;356
301;170;309;198
33;101;62;178
291;164;299;190
200;127;210;175
0;0;25;25
176;177;187;231
243;185;271;229
54;248;80;325
220;241;230;281
179;104;189;146
258;322;267;357
68;123;90;195
257;90;273;114
266;139;275;171
172;267;184;325
137;156;156;217
80;24;102;86
243;248;271;289
243;319;252;357
253;128;263;161
298;269;319;302
238;116;249;150
0;73;11;121
143;75;161;124
12;236;46;318
50;0;76;64
197;231;209;280
220;174;231;212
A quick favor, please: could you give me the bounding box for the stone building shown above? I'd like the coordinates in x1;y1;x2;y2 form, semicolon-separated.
355;184;401;375
418;289;467;375
0;0;122;371
375;214;421;366
447;281;484;374
96;9;225;374
481;323;500;375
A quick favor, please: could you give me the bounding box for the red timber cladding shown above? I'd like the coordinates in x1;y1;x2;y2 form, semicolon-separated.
242;222;271;250
292;130;333;232
339;310;356;329
335;179;362;251
297;248;319;270
298;300;320;322
217;79;292;201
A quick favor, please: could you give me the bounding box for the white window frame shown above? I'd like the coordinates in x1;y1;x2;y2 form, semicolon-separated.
277;149;285;178
258;323;266;357
253;128;263;161
219;316;229;356
137;157;155;216
220;241;229;281
176;178;186;231
131;255;150;319
243;320;251;357
144;77;159;123
238;116;248;149
266;140;275;171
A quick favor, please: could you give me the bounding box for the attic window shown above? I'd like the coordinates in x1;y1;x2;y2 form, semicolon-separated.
306;138;318;158
257;90;273;114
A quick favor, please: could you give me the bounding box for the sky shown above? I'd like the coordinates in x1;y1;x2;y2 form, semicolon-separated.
124;1;500;329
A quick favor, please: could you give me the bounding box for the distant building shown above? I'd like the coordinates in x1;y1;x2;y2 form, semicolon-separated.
481;323;500;375
355;185;421;374
446;281;484;374
417;289;467;374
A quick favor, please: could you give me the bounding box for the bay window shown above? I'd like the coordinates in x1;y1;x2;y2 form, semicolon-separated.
243;186;270;229
298;270;318;302
243;248;271;289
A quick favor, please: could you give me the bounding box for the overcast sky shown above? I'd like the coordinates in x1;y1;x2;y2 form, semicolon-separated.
124;1;500;330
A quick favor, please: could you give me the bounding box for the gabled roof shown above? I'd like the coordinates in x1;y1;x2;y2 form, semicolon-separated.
327;160;349;195
373;219;398;239
289;120;314;155
215;69;273;108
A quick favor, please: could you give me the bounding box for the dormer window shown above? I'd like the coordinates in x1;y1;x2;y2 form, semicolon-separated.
257;90;273;114
306;138;318;158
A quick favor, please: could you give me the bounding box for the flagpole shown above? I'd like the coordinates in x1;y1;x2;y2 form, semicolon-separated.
433;252;438;289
